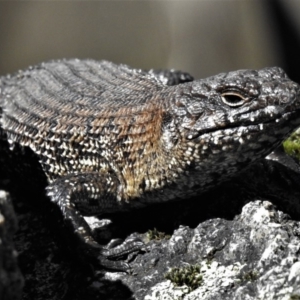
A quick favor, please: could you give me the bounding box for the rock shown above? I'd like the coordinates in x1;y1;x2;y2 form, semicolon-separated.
124;200;300;300
0;190;23;300
6;158;300;299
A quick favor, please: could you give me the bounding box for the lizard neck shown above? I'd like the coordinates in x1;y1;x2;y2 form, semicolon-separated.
120;87;195;200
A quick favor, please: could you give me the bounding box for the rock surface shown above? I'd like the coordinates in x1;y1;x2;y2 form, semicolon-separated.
0;191;23;300
3;159;300;300
140;200;300;300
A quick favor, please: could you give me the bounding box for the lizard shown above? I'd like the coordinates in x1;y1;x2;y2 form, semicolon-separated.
0;59;300;272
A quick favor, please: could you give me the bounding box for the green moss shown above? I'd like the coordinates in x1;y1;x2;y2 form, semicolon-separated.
290;295;300;300
164;264;203;292
147;228;171;241
283;132;300;160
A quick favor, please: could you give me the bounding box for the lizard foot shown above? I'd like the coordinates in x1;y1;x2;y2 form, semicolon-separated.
98;237;145;273
47;173;145;272
86;238;144;274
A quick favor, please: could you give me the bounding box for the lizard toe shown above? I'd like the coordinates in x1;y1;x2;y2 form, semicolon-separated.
101;237;144;259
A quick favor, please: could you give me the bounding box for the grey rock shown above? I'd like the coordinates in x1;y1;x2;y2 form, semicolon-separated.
134;200;300;300
5;158;300;300
11;197;300;300
0;190;23;300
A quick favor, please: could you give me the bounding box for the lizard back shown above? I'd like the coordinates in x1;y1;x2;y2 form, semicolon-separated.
1;61;300;205
0;60;173;198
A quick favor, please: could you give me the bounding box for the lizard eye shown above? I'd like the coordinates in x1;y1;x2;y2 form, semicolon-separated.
221;92;246;107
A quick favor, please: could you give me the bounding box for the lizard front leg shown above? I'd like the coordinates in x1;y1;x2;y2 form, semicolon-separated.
46;172;144;272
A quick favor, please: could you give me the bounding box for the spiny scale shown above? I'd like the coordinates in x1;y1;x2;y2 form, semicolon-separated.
1;60;171;199
1;59;300;272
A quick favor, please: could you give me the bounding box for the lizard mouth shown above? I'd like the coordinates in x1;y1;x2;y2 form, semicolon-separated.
195;109;300;146
247;108;300;132
228;102;300;133
187;98;300;140
191;109;300;141
223;110;300;144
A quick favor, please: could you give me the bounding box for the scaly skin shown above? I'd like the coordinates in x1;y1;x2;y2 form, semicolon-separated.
0;60;300;271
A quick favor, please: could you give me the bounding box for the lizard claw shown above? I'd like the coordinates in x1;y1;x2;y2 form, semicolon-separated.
101;237;144;258
96;237;145;273
98;256;132;273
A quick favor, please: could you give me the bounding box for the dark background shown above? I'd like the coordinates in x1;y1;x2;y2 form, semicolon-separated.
1;2;300;299
1;0;300;81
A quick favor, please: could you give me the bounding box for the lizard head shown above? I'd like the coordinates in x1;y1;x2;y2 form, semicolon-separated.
163;67;300;175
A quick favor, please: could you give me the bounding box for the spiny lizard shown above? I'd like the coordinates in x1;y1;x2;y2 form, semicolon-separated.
0;59;300;272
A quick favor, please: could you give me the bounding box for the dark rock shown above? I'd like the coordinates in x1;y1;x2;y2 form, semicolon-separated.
136;200;300;299
5;158;300;300
85;200;300;300
0;190;23;300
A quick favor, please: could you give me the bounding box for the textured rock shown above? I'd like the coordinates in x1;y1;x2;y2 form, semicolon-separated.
0;191;23;300
10;197;300;300
138;201;300;300
4;158;300;300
